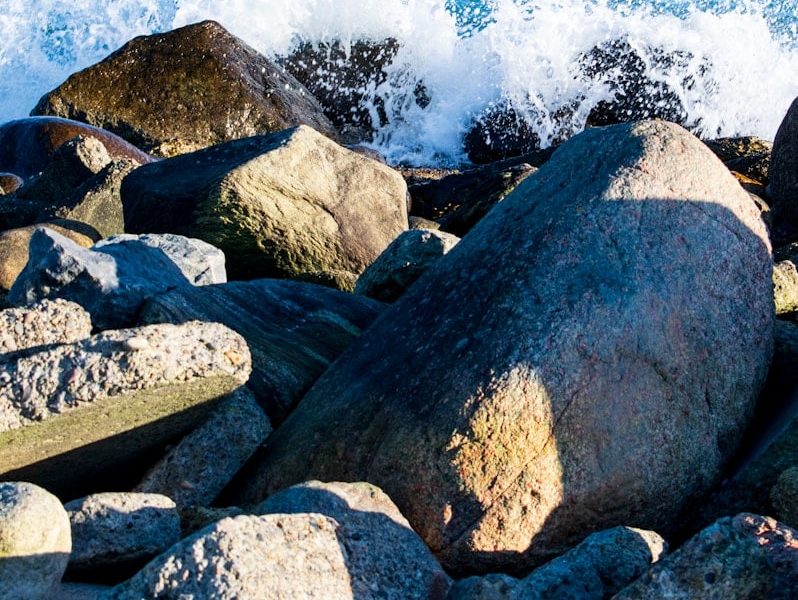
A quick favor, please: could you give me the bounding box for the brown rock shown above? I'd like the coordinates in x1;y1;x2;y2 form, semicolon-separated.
0;174;22;195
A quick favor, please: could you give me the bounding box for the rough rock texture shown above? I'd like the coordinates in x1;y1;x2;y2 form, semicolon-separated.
258;481;451;599
0;481;71;600
32;21;338;157
66;493;180;571
138;276;384;423
727;154;770;185
355;229;460;302
705;136;773;163
0;173;23;195
0;299;92;354
292;269;359;292
448;526;666;600
771;467;798;528
230;121;773;574
177;506;245;538
774;260;798;315
0;321;251;497
614;514;798;599
0;117;153;179
121;125;408;280
9;229;224;329
107;514;354;599
135;388;271;506
770;96;798;222
0;223;99;294
464;101;551;164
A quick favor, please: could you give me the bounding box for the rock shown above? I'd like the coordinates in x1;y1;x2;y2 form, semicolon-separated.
229;121;773;574
177;506;244;538
52;583;110;600
107;514;354;599
0;320;251;498
138;279;384;423
32;21;338;157
771;467;798;528
769;96;798;222
774;261;798;315
355;229;460;302
8;229;224;329
135;388;270;506
705;136;773;163
0;222;99;294
0;299;92;354
0;173;23;195
291;269;359;292
65;492;180;573
0;481;71;600
727;154;770;185
613;514;798;599
464;101;549;164
449;526;666;600
258;481;451;599
409;216;442;230
0;117;153;179
121;125;408;280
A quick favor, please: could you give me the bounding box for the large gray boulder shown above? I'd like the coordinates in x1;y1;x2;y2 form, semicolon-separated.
229;121;773;574
258;481;451;599
0;482;71;600
120;125;408;280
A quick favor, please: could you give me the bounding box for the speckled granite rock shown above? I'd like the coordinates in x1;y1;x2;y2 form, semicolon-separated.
0;299;92;354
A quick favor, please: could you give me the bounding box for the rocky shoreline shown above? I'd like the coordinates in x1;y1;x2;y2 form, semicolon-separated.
1;18;798;600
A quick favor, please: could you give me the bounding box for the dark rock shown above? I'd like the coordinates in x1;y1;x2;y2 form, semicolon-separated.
0;173;23;195
769;96;798;223
771;467;798;529
727;154;770;185
464;101;555;164
32;21;339;157
705;136;772;163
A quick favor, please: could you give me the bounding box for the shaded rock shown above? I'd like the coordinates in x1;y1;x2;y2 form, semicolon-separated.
355;229;460;302
464;101;549;164
0;299;92;354
774;260;798;316
66;493;180;573
0;117;153;179
0;321;251;498
409;216;441;230
121;125;408;280
138;279;384;423
0;481;71;600
258;480;451;599
449;526;666;600
769;96;798;223
135;388;270;507
9;229;224;329
727;154;770;185
0;173;23;195
732;171;768;201
107;514;353;599
705;136;773;163
177;506;244;538
291;269;359;293
771;467;798;528
33;21;338;157
229;121;772;574
52;583;110;600
614;514;798;599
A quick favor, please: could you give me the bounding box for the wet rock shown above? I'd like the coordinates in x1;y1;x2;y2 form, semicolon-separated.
0;321;251;498
705;136;773;163
355;229;460;302
0;481;71;600
135;388;271;507
230;121;772;574
614;514;798;599
258;480;451;599
727;154;770;185
774;260;798;316
32;21;338;157
0;299;92;354
121;124;407;281
769;96;798;223
771;467;798;528
138;279;384;423
0;173;23;195
464;101;550;164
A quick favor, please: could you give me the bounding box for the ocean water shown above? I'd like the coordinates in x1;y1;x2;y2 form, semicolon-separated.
0;0;797;165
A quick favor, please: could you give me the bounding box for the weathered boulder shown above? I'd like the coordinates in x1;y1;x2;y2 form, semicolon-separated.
32;21;339;157
614;514;798;599
291;269;359;292
355;229;460;302
135;388;271;506
0;299;92;354
769;96;798;222
258;481;451;599
771;467;798;528
774;260;798;315
230;121;773;574
0;173;22;195
448;526;666;600
107;514;354;599
0;117;153;179
66;493;180;573
121;125;408;280
9;229;225;329
0;482;71;600
138;279;384;423
0;321;251;498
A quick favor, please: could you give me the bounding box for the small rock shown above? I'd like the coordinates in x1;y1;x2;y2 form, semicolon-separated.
0;173;23;195
773;260;798;315
705;136;773;163
771;467;798;528
0;299;92;354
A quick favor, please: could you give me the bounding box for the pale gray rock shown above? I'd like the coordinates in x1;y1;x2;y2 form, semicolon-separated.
0;481;71;600
0;299;91;354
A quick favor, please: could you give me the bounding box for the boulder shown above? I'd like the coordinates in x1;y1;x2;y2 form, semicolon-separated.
258;481;451;599
32;21;339;157
769;96;798;222
0;321;251;498
291;269;359;292
0;173;22;195
66;492;180;573
464;101;550;164
0;481;71;600
177;506;245;538
120;125;408;280
448;526;666;600
0;299;92;354
106;514;354;599
771;467;798;528
613;514;798;599
0;117;153;179
704;136;773;163
135;388;271;506
9;229;225;329
727;154;770;185
138;279;384;423
355;229;460;302
773;260;798;315
229;121;773;574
